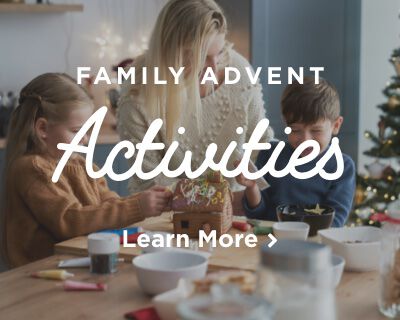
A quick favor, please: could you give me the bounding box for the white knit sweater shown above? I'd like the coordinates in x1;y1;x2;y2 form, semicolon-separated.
117;49;274;194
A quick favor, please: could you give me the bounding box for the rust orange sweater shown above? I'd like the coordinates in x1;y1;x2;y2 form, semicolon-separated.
3;154;144;267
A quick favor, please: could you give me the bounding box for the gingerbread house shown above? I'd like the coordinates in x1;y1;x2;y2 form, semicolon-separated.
171;172;233;238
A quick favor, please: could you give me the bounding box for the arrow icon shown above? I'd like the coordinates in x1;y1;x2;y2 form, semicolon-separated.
267;233;277;248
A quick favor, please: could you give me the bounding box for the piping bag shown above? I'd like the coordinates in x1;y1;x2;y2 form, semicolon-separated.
31;269;74;280
98;226;142;237
58;257;91;268
58;257;125;268
63;280;107;291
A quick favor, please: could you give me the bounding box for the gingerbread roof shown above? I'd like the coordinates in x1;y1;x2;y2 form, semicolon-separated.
171;175;230;213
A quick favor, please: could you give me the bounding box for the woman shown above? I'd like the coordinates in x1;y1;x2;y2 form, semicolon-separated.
117;0;273;194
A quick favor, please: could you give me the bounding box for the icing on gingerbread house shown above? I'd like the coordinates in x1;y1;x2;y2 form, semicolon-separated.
172;172;233;238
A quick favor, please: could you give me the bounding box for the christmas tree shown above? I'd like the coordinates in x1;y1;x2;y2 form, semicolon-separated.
352;46;400;226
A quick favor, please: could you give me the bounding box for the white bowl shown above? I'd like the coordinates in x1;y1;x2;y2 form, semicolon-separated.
331;254;345;287
318;226;382;272
273;222;310;240
133;251;208;295
141;231;174;254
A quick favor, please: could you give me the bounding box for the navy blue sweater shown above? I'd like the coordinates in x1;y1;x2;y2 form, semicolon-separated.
243;141;356;227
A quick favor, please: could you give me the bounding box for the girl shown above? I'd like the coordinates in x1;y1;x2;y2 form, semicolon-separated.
117;0;274;194
1;73;171;268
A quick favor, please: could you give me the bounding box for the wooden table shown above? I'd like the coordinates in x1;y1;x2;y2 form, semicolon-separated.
0;254;384;320
1;214;387;320
0;254;150;320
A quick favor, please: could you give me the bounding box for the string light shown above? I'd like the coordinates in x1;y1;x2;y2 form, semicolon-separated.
391;196;396;201
128;36;149;56
384;194;389;199
93;1;155;61
388;176;393;181
365;132;370;138
367;186;372;191
94;25;123;60
373;188;377;193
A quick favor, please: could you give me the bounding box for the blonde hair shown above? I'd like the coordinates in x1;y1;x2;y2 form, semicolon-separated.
129;0;228;141
1;73;92;267
5;73;93;169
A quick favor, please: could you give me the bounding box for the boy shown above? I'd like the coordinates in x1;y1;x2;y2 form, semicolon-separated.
237;77;355;227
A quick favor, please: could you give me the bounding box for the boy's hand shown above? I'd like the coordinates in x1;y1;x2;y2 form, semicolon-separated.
139;185;172;218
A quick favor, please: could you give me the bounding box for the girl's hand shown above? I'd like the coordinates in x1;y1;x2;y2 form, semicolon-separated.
139;185;172;217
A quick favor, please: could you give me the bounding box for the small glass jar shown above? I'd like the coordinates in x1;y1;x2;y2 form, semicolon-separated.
378;207;400;318
88;233;120;274
257;239;335;320
177;284;273;320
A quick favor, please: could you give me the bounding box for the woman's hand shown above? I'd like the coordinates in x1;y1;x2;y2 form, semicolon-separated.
139;185;172;218
234;160;262;209
234;160;257;188
235;172;257;188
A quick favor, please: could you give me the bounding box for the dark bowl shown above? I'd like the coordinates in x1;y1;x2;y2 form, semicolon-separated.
276;204;335;236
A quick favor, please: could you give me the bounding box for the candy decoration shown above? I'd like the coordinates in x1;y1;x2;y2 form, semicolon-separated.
179;179;218;206
172;175;229;213
119;232;143;244
232;221;250;232
124;307;161;320
253;226;273;235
